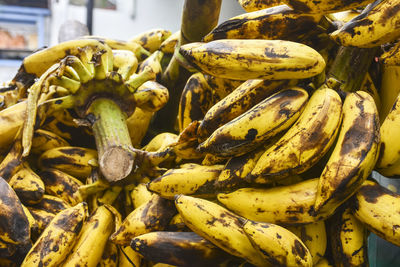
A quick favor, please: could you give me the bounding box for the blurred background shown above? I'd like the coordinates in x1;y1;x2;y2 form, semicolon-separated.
0;0;244;82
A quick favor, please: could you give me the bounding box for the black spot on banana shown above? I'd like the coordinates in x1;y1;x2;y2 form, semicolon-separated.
179;39;326;80
198;87;308;157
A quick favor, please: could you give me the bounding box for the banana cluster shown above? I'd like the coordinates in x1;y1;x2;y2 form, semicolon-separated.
0;0;400;265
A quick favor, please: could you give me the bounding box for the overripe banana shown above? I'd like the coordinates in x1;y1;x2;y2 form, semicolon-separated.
31;194;70;214
30;129;70;155
129;28;172;53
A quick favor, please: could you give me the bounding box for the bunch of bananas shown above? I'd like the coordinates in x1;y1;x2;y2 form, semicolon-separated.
1;0;400;265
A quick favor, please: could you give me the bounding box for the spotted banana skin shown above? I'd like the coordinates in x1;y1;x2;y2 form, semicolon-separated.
249;87;342;183
175;195;270;267
203;5;323;43
350;179;400;247
314;91;380;215
330;0;400;48
129;28;172;53
198;87;309;157
131;231;234;266
21;202;88;267
179;39;326;81
198;79;294;139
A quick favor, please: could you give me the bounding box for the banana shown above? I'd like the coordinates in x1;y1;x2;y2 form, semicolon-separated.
143;132;178;152
39;168;85;206
178;72;214;132
129;28;172;53
131;231;234;266
98;238;119;267
0;134;23;182
203;5;323;42
179;39;326;80
82;35;150;61
0;176;30;245
376;156;400;177
243;219;313;267
175;194;269;267
8;162;45;205
126;107;154;148
198;87;309;157
329;205;369;267
159;30;180;54
27;207;56;240
147;163;224;199
217;178;329;224
198;79;294;139
201;153;229;166
110;194;176;246
30;129;70;155
237;0;281;12
377;90;400;169
351;179;400;247
167;213;189;232
21;202;88;267
249;87;342;183
133;80;169;112
38;146;98;180
0;238;16;258
137;50;164;81
130;183;155;209
204;74;243;100
112;49;139;81
286;220;327;264
315;257;335;267
119;245;142;267
314;91;380;215
0;101;26;152
379;64;400;122
31;194;70;214
97;186;122;205
330;0;400;48
62;205;115;266
360;72;381;112
21;204;38;239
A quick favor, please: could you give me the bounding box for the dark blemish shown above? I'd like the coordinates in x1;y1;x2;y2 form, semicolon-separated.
276;233;282;239
292;239;307;258
245;128;258;141
59;148;86;157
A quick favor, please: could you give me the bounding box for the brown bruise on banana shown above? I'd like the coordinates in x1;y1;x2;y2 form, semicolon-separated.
131;232;233;266
204;75;242;100
10;174;45;205
0;177;30;245
29;208;55;236
203;6;322;43
32;196;70;214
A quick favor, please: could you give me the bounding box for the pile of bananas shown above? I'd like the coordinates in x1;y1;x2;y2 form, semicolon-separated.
1;0;400;265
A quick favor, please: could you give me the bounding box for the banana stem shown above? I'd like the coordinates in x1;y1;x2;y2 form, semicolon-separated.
326;46;378;93
87;98;135;182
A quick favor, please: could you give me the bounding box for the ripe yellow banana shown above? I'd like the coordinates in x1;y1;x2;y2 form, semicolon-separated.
379;64;400;122
130;183;154;209
133;81;169;112
0;100;26;152
287;220;327;264
179;39;326;80
38;146;98;180
21;202;88;267
0;176;30;245
178;72;213;132
110;194;175;246
30;129;70;155
329;206;369;267
31;194;71;214
314;91;380;215
129;28;172;53
198;79;294;139
159;30;180;54
351;179;400;246
175;194;270;267
243;219;313;267
218;178;329;224
112;49;139;81
147;163;224;199
8;162;45;205
203;5;323;42
119;245;142;267
330;0;400;47
126;107;154;148
142;132;178;152
360;72;381;112
137;50;164;81
198;87;309;157
98;238;119;267
62;205;115;266
131;231;234;266
39;168;85;206
249;87;342;183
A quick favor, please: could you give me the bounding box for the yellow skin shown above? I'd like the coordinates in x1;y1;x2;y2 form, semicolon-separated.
198;87;309;157
28;207;55;237
129;28;172;53
98;239;119;267
175;195;270;267
314;91;380;214
243;220;313;267
198;79;294;139
360;72;381;112
30;129;70;155
330;0;400;48
119;246;142;267
352;180;400;247
63;205;115;267
143;132;178;152
32;194;70;214
133;81;169;112
250;87;342;183
159;30;180;54
330;206;369;267
110;194;175;246
287;220;327;264
179;39;326;81
147;163;224;199
217;178;329;224
21;202;88;267
379;65;400;122
204;74;242;100
203;5;323;42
